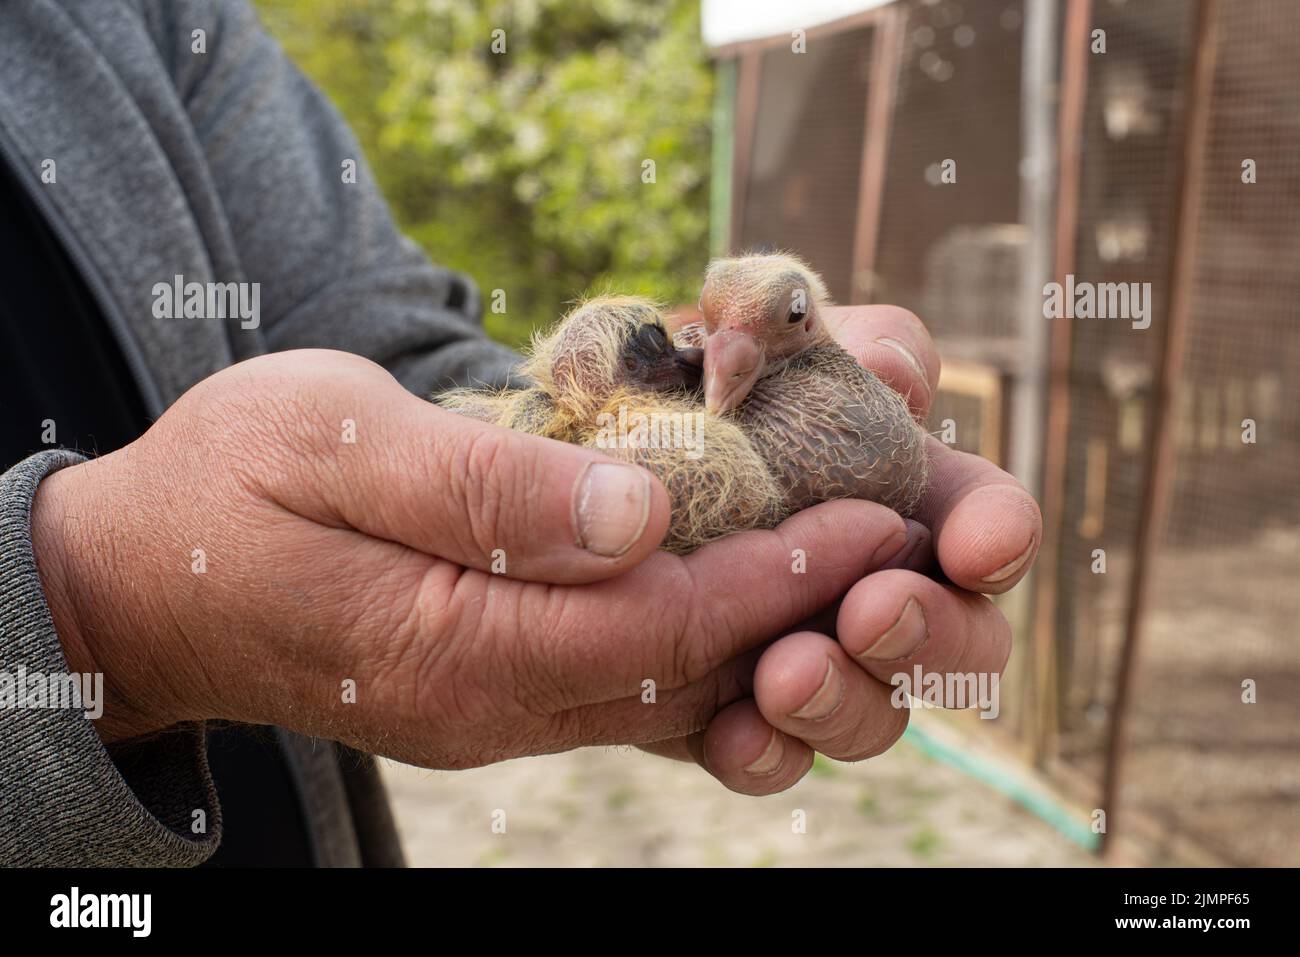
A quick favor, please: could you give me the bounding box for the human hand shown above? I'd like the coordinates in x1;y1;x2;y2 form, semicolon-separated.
643;305;1042;793
29;349;918;768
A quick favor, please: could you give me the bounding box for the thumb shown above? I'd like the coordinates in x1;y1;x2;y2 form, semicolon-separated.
260;355;672;584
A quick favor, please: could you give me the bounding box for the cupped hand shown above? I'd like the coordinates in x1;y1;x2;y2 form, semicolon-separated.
644;305;1042;793
30;349;918;769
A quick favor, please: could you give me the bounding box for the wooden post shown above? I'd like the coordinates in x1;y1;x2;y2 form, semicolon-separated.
1098;0;1220;860
1029;0;1094;769
851;5;904;301
728;50;761;253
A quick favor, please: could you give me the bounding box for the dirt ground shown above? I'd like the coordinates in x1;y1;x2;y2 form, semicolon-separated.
379;528;1300;868
1056;524;1300;866
380;718;1095;867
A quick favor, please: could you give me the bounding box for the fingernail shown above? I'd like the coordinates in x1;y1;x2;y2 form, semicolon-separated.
743;728;785;776
859;597;928;661
790;658;845;721
881;522;930;571
573;462;651;557
870;527;909;567
982;539;1035;584
875;336;928;381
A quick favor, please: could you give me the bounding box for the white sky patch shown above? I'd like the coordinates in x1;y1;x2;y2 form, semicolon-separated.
702;0;890;48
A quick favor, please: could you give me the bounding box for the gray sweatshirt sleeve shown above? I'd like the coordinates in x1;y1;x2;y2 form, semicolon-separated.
0;451;221;866
142;0;520;395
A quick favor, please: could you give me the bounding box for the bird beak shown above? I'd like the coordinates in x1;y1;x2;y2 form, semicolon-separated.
674;346;704;369
703;329;764;415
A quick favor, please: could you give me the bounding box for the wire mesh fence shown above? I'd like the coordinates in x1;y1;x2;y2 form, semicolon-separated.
1114;0;1300;867
725;0;1300;863
1053;0;1197;831
737;25;877;303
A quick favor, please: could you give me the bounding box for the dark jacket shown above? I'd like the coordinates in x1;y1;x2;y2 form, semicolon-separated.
0;0;517;866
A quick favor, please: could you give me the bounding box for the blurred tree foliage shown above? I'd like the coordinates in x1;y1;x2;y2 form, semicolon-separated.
256;0;714;347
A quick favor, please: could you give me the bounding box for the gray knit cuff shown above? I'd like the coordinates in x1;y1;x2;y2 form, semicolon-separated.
0;449;220;866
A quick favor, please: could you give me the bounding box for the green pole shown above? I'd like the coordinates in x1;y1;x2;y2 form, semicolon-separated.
709;57;736;257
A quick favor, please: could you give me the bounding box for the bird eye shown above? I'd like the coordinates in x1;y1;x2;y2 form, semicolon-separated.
785;286;813;326
637;324;668;352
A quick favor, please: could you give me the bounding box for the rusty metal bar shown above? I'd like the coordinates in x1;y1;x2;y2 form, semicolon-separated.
1028;0;1093;769
850;4;904;301
1098;0;1221;860
728;49;761;253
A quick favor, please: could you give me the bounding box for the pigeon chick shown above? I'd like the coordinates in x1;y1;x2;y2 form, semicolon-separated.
439;297;699;441
695;252;929;517
438;296;782;553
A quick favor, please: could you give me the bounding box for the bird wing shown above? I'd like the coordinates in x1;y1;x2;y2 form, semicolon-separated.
740;346;929;517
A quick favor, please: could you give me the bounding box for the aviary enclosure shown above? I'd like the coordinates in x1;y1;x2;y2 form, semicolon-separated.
707;0;1299;865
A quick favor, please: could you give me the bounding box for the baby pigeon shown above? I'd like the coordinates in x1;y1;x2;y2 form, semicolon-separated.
438;296;782;553
439;297;708;443
693;252;929;517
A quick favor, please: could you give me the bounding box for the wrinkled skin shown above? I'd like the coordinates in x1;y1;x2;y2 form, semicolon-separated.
31;313;1041;795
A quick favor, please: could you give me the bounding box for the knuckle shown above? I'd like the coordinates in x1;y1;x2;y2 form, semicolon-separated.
837;706;909;762
658;564;720;687
654;663;749;743
691;666;748;733
510;583;589;713
882;304;930;344
385;565;484;724
541;707;592;751
444;426;513;560
181;363;353;505
981;602;1015;674
879;306;938;382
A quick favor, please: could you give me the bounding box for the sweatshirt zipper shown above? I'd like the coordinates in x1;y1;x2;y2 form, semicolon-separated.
0;126;165;419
